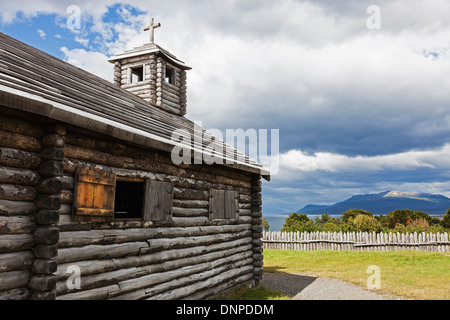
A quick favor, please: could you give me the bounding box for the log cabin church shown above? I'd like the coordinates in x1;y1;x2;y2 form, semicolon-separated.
0;19;270;300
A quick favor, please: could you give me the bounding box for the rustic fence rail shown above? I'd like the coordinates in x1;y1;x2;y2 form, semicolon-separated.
262;231;450;252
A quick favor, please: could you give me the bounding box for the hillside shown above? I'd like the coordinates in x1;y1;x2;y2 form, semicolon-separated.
297;191;450;216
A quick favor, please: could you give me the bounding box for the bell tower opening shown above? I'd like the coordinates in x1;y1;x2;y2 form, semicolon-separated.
130;65;144;83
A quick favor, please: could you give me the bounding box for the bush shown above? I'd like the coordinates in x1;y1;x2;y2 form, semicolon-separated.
352;214;381;232
262;217;270;231
386;209;414;228
442;209;450;229
342;209;372;223
321;221;342;232
281;213;312;232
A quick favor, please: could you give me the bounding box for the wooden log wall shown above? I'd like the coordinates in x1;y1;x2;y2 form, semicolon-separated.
53;126;260;300
0;113;42;300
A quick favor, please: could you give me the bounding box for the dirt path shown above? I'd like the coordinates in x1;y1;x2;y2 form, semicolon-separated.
260;272;403;300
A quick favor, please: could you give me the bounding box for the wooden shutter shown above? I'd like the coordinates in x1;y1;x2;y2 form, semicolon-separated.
73;169;116;222
143;180;173;222
210;189;239;220
225;190;239;219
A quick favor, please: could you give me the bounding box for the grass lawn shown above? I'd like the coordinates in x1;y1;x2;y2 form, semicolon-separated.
263;249;450;300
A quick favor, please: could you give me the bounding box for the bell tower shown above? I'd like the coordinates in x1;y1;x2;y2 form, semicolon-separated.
108;18;191;116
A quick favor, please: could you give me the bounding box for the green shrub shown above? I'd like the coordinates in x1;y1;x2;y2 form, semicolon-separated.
352;214;381;232
321;221;342;232
442;209;450;228
342;209;372;223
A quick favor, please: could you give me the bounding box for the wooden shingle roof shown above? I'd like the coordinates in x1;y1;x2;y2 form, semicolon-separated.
0;32;270;179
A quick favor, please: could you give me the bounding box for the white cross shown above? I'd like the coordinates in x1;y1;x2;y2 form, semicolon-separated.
144;18;161;43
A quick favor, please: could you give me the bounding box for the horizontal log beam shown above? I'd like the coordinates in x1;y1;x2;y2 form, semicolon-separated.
0;184;36;201
0;287;30;300
0;251;34;273
0;200;37;216
147;264;253;300
0;234;34;253
56;242;149;264
56;242;252;296
0;129;42;152
0;167;39;186
0;270;31;291
58;224;252;248
0;216;36;235
0;147;41;169
0;114;43;138
110;253;253;299
56;239;252;283
172;207;208;218
172;199;208;208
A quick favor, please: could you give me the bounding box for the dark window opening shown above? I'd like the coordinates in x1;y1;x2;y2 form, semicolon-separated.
165;65;176;85
114;180;145;219
131;66;144;83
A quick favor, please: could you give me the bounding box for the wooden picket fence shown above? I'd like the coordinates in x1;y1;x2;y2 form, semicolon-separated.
262;231;450;252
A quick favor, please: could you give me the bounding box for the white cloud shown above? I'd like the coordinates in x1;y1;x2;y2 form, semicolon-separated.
37;29;46;39
60;47;112;81
276;143;450;178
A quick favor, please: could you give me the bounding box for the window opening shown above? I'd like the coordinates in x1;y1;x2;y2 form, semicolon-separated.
165;65;176;85
114;180;145;219
130;66;144;83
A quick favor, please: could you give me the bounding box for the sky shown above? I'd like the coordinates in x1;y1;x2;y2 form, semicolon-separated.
1;0;450;214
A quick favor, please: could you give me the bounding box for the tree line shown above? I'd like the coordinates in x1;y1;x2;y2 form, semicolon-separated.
263;208;450;233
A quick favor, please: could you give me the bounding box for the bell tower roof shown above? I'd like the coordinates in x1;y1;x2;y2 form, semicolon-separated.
108;42;191;70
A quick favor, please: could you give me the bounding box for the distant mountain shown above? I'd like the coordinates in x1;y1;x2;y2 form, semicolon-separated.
297;191;450;216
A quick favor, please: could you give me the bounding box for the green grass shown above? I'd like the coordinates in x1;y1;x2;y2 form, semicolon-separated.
263;249;450;300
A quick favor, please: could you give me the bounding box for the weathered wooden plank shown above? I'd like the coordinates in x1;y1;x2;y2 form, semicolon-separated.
0;251;34;273
0;129;41;152
113;255;253;300
56;284;120;300
143;180;173;222
55;242;149;264
0;287;31;300
0;270;31;291
173;187;209;201
172;207;208;217
56;242;253;296
0;234;34;253
112;252;252;298
58;224;252;248
225;191;239;219
140;230;252;255
0;114;43;138
172;199;209;209
56;239;252;281
0;184;36;201
0;200;37;216
0;167;39;186
148;264;253;300
0;147;40;169
73;169;116;222
0;216;36;235
210;189;225;220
